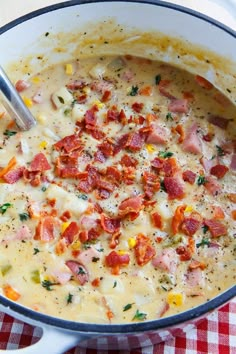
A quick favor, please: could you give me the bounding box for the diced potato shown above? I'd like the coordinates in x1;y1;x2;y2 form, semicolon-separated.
72;104;87;122
89;63;106;79
51;87;74;109
99;276;124;294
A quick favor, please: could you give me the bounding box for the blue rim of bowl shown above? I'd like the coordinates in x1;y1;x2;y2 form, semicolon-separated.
0;0;235;334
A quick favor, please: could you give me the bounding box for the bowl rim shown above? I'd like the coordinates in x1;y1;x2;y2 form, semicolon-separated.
0;0;235;334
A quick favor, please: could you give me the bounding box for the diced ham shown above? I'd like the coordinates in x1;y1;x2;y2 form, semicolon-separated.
84;105;98;127
182;123;202;154
182;170;196;184
142;171;160;199
29;153;51;172
168;99;188;114
91;80;113;93
121;69;134;82
15;225;32;240
126;131;145;151
208;115;230;130
200;157;217;173
32;92;43;104
230;154;236;170
204;176;221;196
134;233;156;266
79;216;98;230
100;214;121;234
118;195;143;216
51;271;72;285
162;157;179;177
65;260;89;285
210;164;229;179
15;79;30;92
3;166;25;184
152;248;178;273
204;219;227;238
164;176;185;200
77;247;101;265
34;216;58;242
66;80;87;90
146;124;169;145
181;212;202;236
185;268;204;287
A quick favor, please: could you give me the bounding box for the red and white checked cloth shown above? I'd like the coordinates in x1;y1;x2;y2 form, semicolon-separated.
0;298;235;354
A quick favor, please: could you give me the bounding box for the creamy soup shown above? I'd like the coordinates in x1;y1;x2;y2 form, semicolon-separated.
0;55;235;324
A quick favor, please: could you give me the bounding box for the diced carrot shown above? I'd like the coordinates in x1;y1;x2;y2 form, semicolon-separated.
91;278;100;287
231;210;236;220
188;237;195;255
228;193;236;203
171;205;186;235
212;206;225;219
188;259;206;270
172;124;185;143
139;86;152;96
3;284;21;301
6;120;16;129
107;310;114;320
195;75;213;90
0;112;6;119
146;113;157;124
0;157;17;178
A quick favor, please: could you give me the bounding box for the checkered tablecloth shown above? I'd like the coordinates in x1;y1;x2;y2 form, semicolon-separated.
0;298;235;353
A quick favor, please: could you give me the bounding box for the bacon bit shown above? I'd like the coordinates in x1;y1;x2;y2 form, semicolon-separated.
171;205;186;235
212;206;225;220
3;284;21;301
210;164;229;179
101;90;111;102
132;102;144;113
151;212;163;229
120;154;138;168
29;153;51;172
181;212;202;236
91;278;100;287
142;171;160;199
163;157;179;177
204;219;227;238
97;140;114;157
168;99;189;114
34;216;57;242
113;134;129;155
105;251;130;272
164;176;185;200
195;75;213;90
134;233;156;266
109;232;121;249
202;133;214;142
176;243;193;261
188;260;206;270
60;210;71;222
139;85;152;96
126;131;145;152
3;166;25;184
54;134;83;153
100;214;121;234
65;260;89;285
151;157;164;170
228;193;236;203
84;105;98;126
55;239;67;255
0;157;17;178
146;113;157;124
118;195;143;216
105;166;122;184
172;124;185;143
155;237;163;243
106;310;114;320
231;210;236;220
15;79;30;92
66;80;86;90
61;221;79;245
182;91;194;101
182;170;196;184
6;120;16;129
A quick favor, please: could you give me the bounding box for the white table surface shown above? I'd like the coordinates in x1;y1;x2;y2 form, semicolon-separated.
0;0;236;30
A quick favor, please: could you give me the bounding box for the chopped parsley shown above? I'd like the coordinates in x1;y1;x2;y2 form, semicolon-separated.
92;257;100;263
128;85;139;96
3;130;17;137
66;293;73;304
196;238;210;248
197;175;207;186
158;151;173;158
155;74;161;85
0;203;12;214
33;248;40;255
202;225;209;234
45;32;49;37
132;309;147;321
160;179;167;192
1;264;12;276
166;112;173;120
123;303;134;311
19;212;30;221
216;145;225;157
161;285;168;291
41;280;58;291
78;194;88;200
78;267;86;275
41;186;47;192
113;281;117;288
57;96;65;104
64;108;72;116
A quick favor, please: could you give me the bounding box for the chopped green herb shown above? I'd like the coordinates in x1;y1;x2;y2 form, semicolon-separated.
202;225;209;234
1;264;12;276
41;186;47;192
83;243;91;250
64;108;72;116
78;267;86;275
129;85;139;96
0;203;12;214
160;179;167;192
166;112;173;120
58;96;65;104
92;257;100;263
31;270;40;283
66;293;73;304
197;175;206;186
33;248;40;255
113;281;117;288
45;32;49;37
97;248;104;252
78;194;88;200
196;238;210;248
210;155;216;160
216;145;225;157
161;285;168;291
41;280;58;291
155;74;162;85
19;212;30;221
123;303;134;311
158;151;174;158
3;130;17;137
132;309;147;321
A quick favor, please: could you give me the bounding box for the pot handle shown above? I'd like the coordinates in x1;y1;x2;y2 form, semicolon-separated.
1;325;82;354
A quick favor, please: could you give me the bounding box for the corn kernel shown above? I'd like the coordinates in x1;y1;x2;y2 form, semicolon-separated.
128;237;136;248
185;205;193;212
65;64;73;75
61;222;70;233
39;141;48;149
22;96;33;108
167;292;184;306
146;144;156;153
37;114;47;124
117;250;127;256
71;240;81;250
31;76;40;84
83;86;91;94
93;100;104;109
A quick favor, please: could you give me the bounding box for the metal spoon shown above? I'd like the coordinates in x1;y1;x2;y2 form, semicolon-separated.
0;66;36;130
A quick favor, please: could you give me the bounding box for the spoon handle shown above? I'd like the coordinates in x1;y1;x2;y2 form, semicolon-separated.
0;66;36;130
